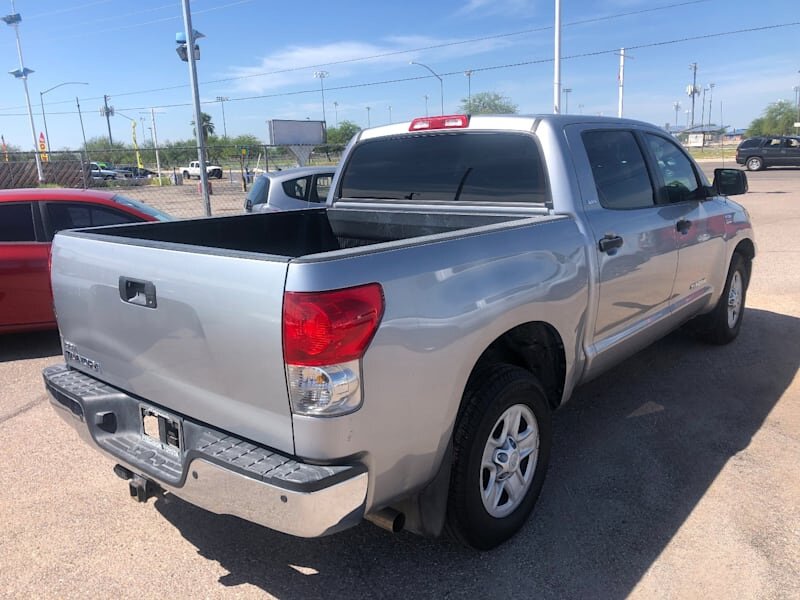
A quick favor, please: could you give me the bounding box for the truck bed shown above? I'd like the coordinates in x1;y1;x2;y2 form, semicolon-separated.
86;207;524;258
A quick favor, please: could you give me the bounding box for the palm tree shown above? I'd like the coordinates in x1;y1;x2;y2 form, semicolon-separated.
191;112;215;144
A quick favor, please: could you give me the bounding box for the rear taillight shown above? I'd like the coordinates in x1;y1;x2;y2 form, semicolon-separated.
283;283;384;416
409;114;469;131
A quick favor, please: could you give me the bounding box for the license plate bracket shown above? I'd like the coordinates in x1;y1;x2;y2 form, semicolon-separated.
140;406;182;452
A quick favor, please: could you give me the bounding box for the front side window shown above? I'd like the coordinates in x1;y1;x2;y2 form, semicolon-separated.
0;203;36;242
582;130;654;210
644;134;703;203
339;132;548;204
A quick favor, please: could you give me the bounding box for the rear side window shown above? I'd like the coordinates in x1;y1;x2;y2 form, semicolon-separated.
282;176;310;200
582;130;654;210
339;132;548;204
0;203;36;242
738;138;761;149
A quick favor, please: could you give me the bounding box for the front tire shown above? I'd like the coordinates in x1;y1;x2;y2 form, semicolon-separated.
693;253;749;345
446;364;552;550
745;156;763;171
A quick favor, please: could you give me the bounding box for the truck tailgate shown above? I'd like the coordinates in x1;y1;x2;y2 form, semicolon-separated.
50;232;294;454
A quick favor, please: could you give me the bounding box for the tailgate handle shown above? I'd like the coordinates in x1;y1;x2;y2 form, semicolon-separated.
119;277;157;308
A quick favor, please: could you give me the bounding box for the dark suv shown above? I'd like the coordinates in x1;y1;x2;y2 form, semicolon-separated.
736;136;800;171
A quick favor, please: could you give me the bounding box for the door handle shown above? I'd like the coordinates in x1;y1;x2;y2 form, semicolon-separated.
676;219;692;234
119;277;157;308
598;234;623;253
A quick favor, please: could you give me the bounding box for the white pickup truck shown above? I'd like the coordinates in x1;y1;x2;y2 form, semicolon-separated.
182;160;223;180
44;114;754;550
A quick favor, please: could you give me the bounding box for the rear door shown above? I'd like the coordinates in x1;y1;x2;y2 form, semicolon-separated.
761;137;785;166
50;233;295;453
568;126;678;374
783;137;800;166
0;201;53;329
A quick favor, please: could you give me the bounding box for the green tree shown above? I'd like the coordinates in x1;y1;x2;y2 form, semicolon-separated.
746;100;798;137
326;120;361;146
191;112;216;144
459;91;518;115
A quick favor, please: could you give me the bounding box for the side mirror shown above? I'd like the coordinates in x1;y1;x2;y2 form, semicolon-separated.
713;168;748;196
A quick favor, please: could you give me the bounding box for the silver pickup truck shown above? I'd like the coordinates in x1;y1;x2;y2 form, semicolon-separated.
43;114;754;550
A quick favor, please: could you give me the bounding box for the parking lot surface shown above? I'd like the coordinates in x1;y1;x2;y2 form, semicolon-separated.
1;165;798;599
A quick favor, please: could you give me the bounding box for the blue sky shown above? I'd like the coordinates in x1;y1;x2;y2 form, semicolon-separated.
0;0;797;151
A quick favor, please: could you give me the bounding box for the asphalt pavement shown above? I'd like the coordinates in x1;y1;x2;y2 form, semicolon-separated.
1;164;798;599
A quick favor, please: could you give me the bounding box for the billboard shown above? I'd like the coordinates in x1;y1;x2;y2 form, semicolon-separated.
268;119;326;145
687;133;704;148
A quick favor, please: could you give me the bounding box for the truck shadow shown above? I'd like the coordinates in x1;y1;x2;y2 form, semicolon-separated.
155;307;799;599
0;330;61;362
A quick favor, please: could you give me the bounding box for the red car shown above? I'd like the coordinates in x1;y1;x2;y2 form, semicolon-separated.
0;188;171;334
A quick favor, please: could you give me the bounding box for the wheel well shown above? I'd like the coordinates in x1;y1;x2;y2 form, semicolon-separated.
467;322;566;411
734;239;755;286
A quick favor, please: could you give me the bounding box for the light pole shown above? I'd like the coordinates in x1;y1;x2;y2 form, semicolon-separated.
673;101;681;128
578;103;584;114
410;61;443;115
215;96;229;138
700;84;708;130
685;109;690;128
333;101;339;127
562;88;572;114
465;70;473;113
3;4;43;182
39;81;88;155
387;105;392;124
688;62;699;127
366;106;371;127
314;70;329;124
423;94;429;117
75;97;88;156
177;0;210;216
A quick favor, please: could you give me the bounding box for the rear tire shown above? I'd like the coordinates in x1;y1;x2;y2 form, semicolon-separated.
745;156;763;171
693;253;749;345
446;364;552;550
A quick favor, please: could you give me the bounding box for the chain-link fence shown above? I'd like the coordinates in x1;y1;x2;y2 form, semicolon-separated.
0;144;343;219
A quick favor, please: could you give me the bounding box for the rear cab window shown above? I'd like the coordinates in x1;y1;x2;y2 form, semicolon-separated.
338;131;549;205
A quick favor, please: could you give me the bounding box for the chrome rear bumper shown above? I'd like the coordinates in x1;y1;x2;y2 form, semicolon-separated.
43;364;367;538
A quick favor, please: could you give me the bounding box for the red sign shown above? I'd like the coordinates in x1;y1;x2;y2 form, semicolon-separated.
38;132;48;162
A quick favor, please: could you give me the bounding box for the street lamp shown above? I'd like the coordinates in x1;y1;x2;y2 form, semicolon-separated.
673;101;681;128
423;94;429;117
3;4;43;182
39;81;88;154
215;96;229;138
562;87;572;114
410;61;444;115
314;70;329;124
176;0;210;216
333;101;339;127
366;106;371;127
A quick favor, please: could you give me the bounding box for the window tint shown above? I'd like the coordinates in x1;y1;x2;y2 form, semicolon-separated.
785;138;800;148
582;130;654;210
0;203;36;242
282;176;309;200
312;175;333;203
644;134;703;203
339;132;548;204
46;202;139;238
738;138;761;149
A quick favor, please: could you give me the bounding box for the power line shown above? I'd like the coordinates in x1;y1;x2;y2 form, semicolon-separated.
1;19;796;118
0;0;710;112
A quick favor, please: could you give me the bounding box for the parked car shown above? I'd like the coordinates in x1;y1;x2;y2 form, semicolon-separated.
735;136;800;170
182;161;223;180
89;162;118;180
0;188;171;334
115;166;157;179
244;166;336;212
44;114;753;550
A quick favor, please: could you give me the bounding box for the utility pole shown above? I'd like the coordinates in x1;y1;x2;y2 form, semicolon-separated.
76;97;88;155
553;0;561;114
333;101;339;127
673;101;681;128
151;108;162;183
387;105;392;124
314;71;329;124
688;62;699;127
707;83;715;128
366;106;371;127
215;96;229;138
103;94;113;147
465;70;473;113
423;94;429;117
700;85;707;130
615;48;632;118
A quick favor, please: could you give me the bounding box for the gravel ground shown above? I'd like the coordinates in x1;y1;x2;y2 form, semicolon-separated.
0;164;798;599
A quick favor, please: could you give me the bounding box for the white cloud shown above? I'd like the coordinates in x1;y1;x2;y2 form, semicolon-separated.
458;0;536;17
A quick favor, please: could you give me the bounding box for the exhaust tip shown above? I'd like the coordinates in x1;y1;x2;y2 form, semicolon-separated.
366;508;405;533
